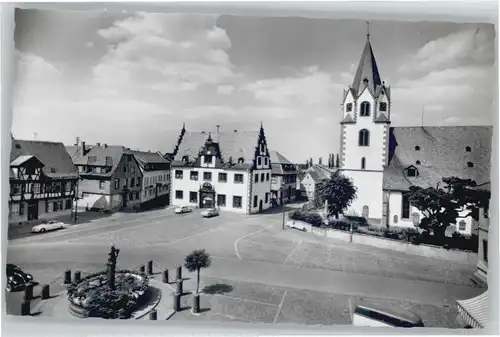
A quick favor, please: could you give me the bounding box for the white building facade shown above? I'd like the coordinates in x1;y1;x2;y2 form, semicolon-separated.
337;33;491;232
169;124;272;214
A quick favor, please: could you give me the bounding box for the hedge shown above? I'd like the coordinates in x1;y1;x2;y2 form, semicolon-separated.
290;210;323;227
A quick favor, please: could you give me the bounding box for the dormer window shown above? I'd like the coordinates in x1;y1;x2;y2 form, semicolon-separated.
363;77;369;85
467;162;474;168
15;144;21;149
360;101;370;117
204;155;212;164
346;103;353;112
51;168;56;173
182;156;189;164
415;146;420;151
465;146;471;152
257;157;262;166
379;102;387;112
406;166;418;177
238;157;244;164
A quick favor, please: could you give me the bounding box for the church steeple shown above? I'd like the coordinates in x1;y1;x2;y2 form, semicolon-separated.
351;27;382;97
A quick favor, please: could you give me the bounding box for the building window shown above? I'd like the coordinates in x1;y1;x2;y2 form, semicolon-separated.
189;192;197;203
407;167;418;177
467;161;474;168
257;157;262;166
11;184;21;195
99;181;105;189
253;195;258;208
115;179;120;189
135;192;139;199
124;178;128;188
265;193;269;203
483;240;488;263
175;170;183;179
458;220;466;231
402;193;410;219
379;102;387;112
234;174;244;184
65;199;72;210
260;173;265;182
266;173;270;181
233;196;242;208
124;165;128;173
465;146;471;152
346;102;353;112
130;178;135;188
33;183;41;194
175;190;183;199
217;194;226;207
136;179;140;187
187;171;197;181
203;172;212;181
254;174;259;183
358;129;370;146
360;101;371;116
10;202;19;215
204;155;212;164
132;166;135;174
144;190;148;198
361;157;366;170
218;173;227;182
53;200;63;212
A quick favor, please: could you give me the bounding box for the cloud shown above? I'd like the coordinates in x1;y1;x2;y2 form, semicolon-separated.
217;84;234;95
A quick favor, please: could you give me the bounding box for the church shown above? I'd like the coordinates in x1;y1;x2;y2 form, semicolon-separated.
338;32;492;234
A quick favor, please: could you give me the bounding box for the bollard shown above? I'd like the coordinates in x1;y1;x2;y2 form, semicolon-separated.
21;300;30;316
139;265;145;274
192;293;200;314
173;293;181;312
41;284;50;300
24;284;33;301
64;269;72;284
147;260;153;275
149;309;157;320
176;279;183;295
74;271;81;283
162;269;169;284
176;265;182;280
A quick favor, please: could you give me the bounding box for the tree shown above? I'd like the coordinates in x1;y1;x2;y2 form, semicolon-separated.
184;249;212;294
317;173;357;218
335;154;340;168
408;176;490;238
328;154;333;168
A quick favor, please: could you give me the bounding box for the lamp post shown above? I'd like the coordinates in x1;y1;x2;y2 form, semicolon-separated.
74;180;79;223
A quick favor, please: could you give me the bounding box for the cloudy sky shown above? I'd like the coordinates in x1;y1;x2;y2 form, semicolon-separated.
12;9;496;163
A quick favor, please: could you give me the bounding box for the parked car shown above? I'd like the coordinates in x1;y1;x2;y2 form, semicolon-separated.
6;264;33;292
31;220;67;233
201;208;219;218
174;206;193;214
286;220;307;232
351;304;424;328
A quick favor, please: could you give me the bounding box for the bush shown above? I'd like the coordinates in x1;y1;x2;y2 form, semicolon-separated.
343;215;368;227
328;220;355;231
67;270;149;319
290;210;323;227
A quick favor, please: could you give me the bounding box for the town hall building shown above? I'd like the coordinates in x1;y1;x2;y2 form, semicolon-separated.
167;124;272;214
338;32;492;234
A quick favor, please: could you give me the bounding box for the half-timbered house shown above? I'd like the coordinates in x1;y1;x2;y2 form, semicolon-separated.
168;124;272;214
9;139;79;224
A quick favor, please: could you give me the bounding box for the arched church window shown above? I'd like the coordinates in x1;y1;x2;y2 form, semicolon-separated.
358;129;370;147
361;157;366;169
360;101;371;117
379;102;387;112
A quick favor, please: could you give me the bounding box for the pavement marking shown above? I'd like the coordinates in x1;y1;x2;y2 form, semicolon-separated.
282;241;302;265
272;289;288;324
146;224;235;248
234;226;270;260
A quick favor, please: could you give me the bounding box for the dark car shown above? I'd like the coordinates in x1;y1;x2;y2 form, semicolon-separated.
6;264;33;292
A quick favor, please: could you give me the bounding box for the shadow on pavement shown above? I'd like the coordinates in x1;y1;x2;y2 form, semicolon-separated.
202;283;233;295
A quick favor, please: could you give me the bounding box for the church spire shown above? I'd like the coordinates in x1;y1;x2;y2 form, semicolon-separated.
351;25;382;97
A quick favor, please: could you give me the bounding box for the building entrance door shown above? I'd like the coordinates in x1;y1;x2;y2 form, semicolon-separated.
27;200;38;221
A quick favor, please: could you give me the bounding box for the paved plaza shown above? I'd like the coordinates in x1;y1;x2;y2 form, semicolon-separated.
6;206;485;327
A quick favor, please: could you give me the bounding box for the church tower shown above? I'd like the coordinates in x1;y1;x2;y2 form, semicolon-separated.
339;28;391;221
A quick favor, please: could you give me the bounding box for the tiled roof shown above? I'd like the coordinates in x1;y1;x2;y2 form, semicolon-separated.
128;150;170;168
173;131;261;169
383;126;492;191
10;155;36;166
340;114;356;124
67;144;128;175
11;139;78;179
270;151;293;165
304;164;337;183
374;114;390;123
351;37;383;97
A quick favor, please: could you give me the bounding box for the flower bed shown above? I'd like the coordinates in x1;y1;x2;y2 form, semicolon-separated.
67;270;149;319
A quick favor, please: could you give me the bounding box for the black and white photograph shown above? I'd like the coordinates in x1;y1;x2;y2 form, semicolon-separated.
5;5;495;330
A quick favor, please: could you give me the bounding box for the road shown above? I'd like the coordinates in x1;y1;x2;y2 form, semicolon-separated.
5;206;484;324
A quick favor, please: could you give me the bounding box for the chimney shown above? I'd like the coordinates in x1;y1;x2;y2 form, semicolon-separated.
81;141;86;155
104;144;108;148
75;136;80;146
216;125;220;134
96;142;100;147
233;129;237;133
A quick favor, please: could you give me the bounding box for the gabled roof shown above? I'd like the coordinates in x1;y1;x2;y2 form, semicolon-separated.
374;114;390;123
303;164;337;183
351;37;383;97
128;150;170;169
11;139;78;179
340;114;356;124
10;155;37;167
67;144;128;175
270;151;296;175
383;126;492;191
172;130;262;169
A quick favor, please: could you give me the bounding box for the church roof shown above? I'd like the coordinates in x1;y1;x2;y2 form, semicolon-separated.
383;126;492;191
11;139;78;179
351;37;383;97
